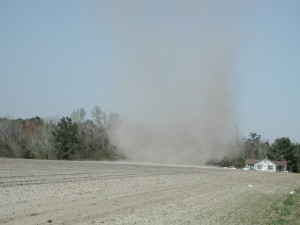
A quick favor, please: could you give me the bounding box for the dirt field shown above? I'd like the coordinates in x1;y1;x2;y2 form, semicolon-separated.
1;158;299;225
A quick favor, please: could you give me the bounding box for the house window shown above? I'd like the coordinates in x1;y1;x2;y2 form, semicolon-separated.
257;165;262;169
268;165;273;170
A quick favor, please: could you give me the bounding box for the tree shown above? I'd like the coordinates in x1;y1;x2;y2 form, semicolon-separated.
52;117;79;159
91;106;105;128
0;118;12;156
247;132;261;144
268;137;294;171
244;132;269;159
269;137;292;160
71;108;86;123
293;144;300;173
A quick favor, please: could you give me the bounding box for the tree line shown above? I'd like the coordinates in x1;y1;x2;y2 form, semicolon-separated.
0;106;123;161
1;108;299;173
207;132;300;173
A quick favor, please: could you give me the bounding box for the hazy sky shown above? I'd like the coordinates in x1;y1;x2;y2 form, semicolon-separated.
1;0;300;143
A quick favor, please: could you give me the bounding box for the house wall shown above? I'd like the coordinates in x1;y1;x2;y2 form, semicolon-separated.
254;160;276;172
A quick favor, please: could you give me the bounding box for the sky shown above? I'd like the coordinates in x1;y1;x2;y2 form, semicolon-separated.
1;0;300;143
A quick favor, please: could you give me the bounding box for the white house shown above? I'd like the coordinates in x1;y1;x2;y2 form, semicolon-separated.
246;158;287;172
254;159;276;172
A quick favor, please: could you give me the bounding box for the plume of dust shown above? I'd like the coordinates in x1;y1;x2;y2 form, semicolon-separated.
96;0;245;165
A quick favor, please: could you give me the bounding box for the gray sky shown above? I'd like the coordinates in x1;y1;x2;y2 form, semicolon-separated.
1;0;300;143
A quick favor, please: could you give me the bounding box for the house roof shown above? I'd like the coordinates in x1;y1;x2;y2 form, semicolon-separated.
246;159;287;167
271;160;287;166
245;159;260;165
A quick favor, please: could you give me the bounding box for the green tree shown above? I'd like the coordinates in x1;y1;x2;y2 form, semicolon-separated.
52;117;79;159
269;137;292;160
247;132;261;143
268;137;295;171
293;144;300;173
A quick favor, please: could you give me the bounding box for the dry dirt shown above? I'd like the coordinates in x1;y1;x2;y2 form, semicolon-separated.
1;158;300;225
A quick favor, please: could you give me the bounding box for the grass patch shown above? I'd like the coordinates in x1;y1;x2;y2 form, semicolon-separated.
270;188;300;225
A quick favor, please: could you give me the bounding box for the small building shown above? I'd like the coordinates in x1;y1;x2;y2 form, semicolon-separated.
245;158;287;172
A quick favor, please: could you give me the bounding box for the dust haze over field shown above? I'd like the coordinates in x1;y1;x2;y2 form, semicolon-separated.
96;1;248;164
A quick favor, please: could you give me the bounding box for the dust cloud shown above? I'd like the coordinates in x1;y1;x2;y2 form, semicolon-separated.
96;1;248;164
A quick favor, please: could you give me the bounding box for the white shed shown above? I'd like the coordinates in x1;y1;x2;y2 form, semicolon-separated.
254;159;276;172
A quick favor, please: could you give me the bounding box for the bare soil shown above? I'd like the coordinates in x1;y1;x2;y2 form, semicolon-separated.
1;158;299;225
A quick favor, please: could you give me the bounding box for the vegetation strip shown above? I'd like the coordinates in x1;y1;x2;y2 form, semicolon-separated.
270;188;300;225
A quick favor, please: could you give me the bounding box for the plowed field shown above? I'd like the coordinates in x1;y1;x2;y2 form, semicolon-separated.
1;158;299;225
